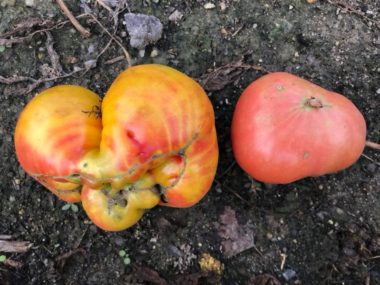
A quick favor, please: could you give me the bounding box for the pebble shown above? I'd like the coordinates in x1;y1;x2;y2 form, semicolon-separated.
282;269;297;281
376;88;380;94
138;49;145;57
204;3;216;10
150;48;159;58
84;59;97;69
25;0;34;7
168;10;183;23
343;247;356;257
124;13;163;50
220;2;227;11
336;208;344;215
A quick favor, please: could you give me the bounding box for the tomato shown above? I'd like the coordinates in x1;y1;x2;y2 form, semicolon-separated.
231;72;366;184
15;64;218;231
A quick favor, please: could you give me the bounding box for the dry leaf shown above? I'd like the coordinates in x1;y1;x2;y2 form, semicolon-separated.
217;207;255;258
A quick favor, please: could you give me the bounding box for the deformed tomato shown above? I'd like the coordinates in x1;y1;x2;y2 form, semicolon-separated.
15;64;219;231
231;72;366;184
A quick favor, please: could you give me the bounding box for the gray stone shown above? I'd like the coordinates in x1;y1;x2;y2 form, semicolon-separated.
124;13;163;49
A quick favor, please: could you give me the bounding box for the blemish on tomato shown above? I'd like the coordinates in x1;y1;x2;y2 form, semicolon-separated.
303;151;310;159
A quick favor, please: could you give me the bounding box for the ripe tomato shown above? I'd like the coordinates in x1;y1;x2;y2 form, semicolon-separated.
231;72;366;184
15;64;219;231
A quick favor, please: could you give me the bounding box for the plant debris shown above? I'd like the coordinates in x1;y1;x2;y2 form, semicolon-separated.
198;253;224;276
55;248;86;270
56;0;91;37
0;237;32;253
198;58;267;91
216;206;255;258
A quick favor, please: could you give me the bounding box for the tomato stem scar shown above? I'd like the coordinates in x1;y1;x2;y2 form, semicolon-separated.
306;96;323;108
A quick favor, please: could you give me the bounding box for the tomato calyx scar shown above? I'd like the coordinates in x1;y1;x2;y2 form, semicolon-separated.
305;96;324;109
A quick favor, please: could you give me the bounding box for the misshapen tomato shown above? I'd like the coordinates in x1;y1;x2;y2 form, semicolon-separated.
231;72;366;184
15;64;218;231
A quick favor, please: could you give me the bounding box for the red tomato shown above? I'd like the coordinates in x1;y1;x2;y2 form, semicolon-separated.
231;72;366;184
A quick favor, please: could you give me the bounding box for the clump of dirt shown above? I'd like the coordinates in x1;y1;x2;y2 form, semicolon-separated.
1;1;380;284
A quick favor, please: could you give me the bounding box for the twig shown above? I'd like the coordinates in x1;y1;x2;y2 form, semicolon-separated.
0;69;83;97
56;0;91;37
3;259;23;269
366;140;380;150
0;75;36;84
0;240;32;253
198;58;268;91
0;18;54;38
96;0;113;13
55;248;86;262
45;31;63;75
327;0;380;30
55;248;86;270
105;55;125;65
0;14;90;46
88;14;132;67
280;253;287;271
0;235;12;240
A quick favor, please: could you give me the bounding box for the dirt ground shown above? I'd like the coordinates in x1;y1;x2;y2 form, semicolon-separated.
0;0;380;284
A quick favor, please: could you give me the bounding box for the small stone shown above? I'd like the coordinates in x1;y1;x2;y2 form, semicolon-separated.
168;10;183;23
88;44;96;54
266;232;273;240
204;3;216;9
124;13;163;49
336;208;344;215
25;0;34;7
84;59;97;69
150;48;159;58
376;88;380;94
138;49;145;57
113;237;125;246
282;269;297;281
220;1;227;11
343;247;356;257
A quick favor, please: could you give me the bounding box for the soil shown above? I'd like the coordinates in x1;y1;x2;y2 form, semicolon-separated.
1;0;380;284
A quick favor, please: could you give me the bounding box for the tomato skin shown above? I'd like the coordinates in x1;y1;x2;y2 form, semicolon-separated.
79;64;219;209
15;64;218;230
231;72;366;184
14;85;102;202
